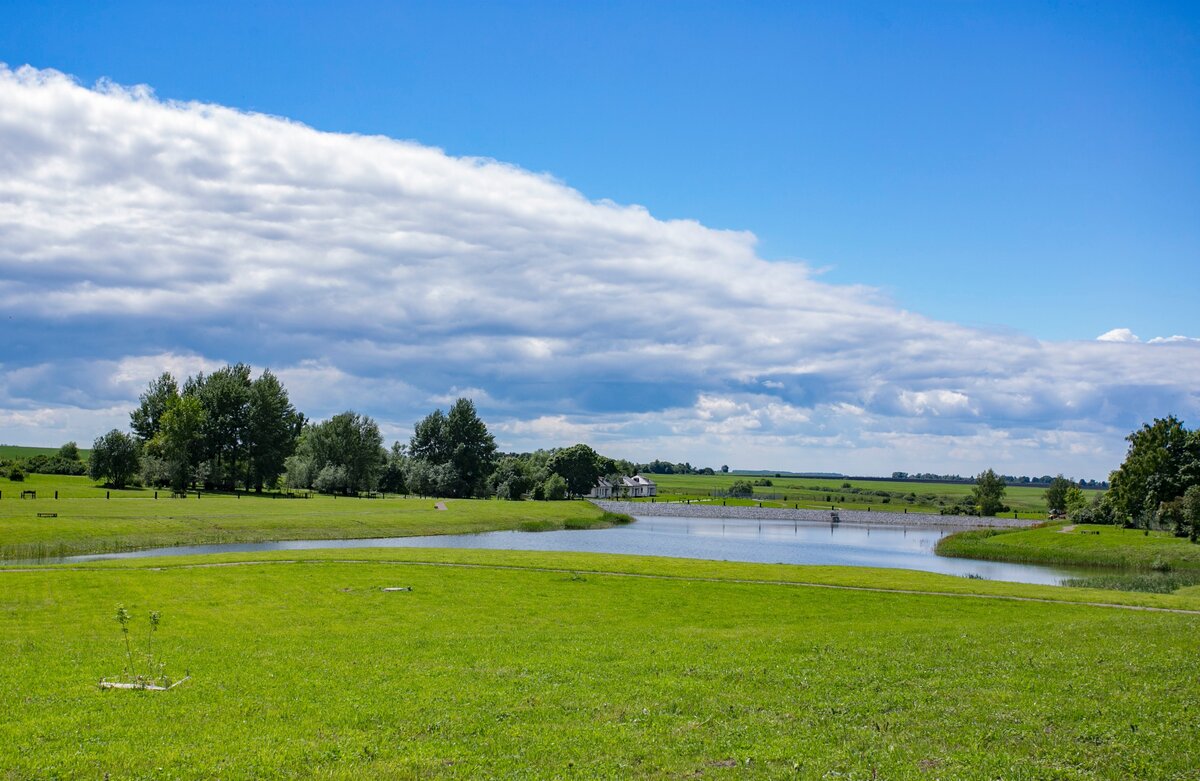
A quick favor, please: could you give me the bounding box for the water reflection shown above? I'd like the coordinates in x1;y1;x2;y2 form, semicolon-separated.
58;515;1094;586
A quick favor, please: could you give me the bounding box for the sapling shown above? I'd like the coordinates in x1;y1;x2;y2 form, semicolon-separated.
115;605;135;677
146;611;161;680
108;606;173;689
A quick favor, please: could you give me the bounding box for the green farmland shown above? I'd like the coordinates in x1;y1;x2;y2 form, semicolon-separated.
621;473;1090;517
2;549;1198;779
0;443;90;462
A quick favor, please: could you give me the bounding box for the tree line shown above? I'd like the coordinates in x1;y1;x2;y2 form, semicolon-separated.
86;365;655;500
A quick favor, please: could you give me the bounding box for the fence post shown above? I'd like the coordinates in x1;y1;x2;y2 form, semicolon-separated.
106;490;110;500
55;490;59;499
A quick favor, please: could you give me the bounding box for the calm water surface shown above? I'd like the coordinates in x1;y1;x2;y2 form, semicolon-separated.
61;515;1094;585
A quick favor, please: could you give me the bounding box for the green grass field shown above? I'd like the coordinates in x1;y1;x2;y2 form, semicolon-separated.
2;549;1197;779
621;473;1088;517
0;443;90;461
937;523;1200;571
0;475;621;561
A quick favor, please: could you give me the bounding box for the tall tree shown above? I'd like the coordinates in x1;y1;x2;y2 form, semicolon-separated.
547;443;603;497
1044;475;1073;514
971;469;1008;516
245;370;303;491
155;395;207;491
1107;416;1200;526
445;398;498;497
407;399;497;498
190;364;253;489
300;412;384;494
89;430;140;488
130;372;179;442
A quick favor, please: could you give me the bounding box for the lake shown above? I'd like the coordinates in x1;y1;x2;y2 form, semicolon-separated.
60;514;1094;585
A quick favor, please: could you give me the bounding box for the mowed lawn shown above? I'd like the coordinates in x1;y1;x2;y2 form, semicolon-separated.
2;550;1198;779
0;477;618;560
938;523;1200;571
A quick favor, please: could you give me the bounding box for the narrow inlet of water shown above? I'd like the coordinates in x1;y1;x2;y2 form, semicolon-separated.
52;515;1096;585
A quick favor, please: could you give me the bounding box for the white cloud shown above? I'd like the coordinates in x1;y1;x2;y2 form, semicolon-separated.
1097;328;1140;343
0;65;1197;477
1148;335;1200;344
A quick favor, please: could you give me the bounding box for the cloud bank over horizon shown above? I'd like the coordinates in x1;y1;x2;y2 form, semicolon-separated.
1;65;1197;478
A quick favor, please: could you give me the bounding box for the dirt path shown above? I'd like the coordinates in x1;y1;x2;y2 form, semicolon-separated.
1059;524;1077;533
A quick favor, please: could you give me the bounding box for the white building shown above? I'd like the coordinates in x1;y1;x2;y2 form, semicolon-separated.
621;475;657;498
589;474;658;499
587;477;614;499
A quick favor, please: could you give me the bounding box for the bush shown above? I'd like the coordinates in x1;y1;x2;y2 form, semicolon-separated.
139;455;172;488
313;464;349;494
728;480;754;498
8;466;25;481
542;474;568;501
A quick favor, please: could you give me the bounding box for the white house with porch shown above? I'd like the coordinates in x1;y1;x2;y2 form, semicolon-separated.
588;474;657;499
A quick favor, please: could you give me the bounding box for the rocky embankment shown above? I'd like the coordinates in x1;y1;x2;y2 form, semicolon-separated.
589;500;1036;529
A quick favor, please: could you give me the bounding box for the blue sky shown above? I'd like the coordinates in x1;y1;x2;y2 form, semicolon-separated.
1;2;1198;477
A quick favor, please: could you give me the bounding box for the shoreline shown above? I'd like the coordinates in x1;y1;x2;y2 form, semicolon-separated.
589;499;1037;529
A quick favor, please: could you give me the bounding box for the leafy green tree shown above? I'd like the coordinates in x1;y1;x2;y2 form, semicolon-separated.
299;412;384;494
378;442;408;494
313;464;349;494
404;458;459;497
409;410;451;464
57;441;81;462
1044;475;1073;514
547;443;603;497
445;398;498;497
971;469;1008;516
720;465;729;473
1063;485;1088;516
542;473;569;500
89;429;140;488
130;373;179;442
407;399;497;497
283;454;314;489
189;364;253;489
1107;416;1200;527
245;370;303;491
491;456;533;500
1181;485;1200;543
155;395;207;491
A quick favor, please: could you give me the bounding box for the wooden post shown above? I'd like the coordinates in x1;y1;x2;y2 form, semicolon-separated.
106;490;110;499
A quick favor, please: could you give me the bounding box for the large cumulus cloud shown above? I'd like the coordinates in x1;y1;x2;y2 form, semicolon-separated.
1;65;1197;476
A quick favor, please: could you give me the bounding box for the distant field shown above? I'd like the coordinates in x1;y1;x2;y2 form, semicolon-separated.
0;443;90;461
622;473;1089;517
1;549;1196;778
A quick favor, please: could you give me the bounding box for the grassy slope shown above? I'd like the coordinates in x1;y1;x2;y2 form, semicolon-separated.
1;550;1196;779
627;473;1093;517
937;523;1200;571
0;484;617;560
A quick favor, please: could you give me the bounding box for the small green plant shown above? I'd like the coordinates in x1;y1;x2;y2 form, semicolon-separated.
105;605;178;690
